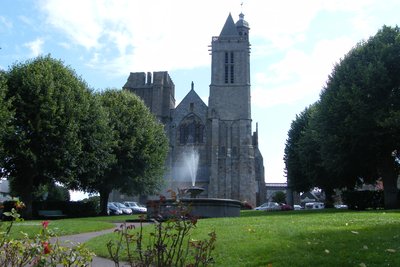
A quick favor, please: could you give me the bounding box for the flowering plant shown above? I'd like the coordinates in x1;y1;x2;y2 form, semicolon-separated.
0;199;95;266
107;191;216;267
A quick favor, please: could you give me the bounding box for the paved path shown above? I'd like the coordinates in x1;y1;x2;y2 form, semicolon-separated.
53;223;141;267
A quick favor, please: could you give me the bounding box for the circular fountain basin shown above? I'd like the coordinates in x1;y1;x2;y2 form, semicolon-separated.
147;198;241;219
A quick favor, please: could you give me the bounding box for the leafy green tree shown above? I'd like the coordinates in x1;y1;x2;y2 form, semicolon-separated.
284;104;336;207
272;191;287;203
3;56;93;217
33;182;70;201
94;89;169;215
65;92;116;199
0;70;14;171
317;26;400;208
284;106;314;193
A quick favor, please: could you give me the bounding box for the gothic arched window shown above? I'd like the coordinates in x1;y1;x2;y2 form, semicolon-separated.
178;114;204;145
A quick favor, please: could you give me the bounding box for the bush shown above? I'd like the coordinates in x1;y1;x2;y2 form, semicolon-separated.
1;200;19;221
342;190;384;210
33;200;98;218
107;193;216;266
0;199;94;266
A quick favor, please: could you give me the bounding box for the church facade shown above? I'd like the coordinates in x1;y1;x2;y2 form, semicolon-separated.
123;13;265;206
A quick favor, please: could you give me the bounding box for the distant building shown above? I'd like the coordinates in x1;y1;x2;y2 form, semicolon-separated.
265;183;288;201
0;179;11;202
123;13;265;206
300;191;323;204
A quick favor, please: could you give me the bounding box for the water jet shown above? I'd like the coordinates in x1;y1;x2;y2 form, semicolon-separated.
147;147;241;219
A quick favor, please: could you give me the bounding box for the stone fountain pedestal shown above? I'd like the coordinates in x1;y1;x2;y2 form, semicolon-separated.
146;186;241;219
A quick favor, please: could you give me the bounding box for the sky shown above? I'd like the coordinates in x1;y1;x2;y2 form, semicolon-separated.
1;0;400;200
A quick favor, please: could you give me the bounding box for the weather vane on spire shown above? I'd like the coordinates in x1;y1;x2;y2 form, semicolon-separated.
240;1;245;14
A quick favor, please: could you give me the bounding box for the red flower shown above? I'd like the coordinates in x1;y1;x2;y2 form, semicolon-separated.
42;221;49;229
160;195;167;203
43;242;51;254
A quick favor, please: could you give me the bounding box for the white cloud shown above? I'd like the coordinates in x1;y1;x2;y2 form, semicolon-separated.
38;0;393;93
18;15;34;26
0;16;12;30
24;38;45;57
252;36;355;108
38;0;330;76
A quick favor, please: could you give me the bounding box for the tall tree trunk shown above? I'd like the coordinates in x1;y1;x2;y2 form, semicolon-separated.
379;157;400;209
99;188;111;216
323;187;335;208
19;174;34;219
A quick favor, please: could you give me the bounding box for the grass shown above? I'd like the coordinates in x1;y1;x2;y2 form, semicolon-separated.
0;214;141;239
85;209;400;267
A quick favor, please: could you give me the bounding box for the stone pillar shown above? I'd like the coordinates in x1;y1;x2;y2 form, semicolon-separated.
208;118;219;198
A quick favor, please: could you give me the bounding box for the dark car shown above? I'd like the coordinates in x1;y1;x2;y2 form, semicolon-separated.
107;202;123;215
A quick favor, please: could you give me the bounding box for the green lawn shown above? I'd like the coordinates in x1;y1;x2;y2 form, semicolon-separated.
1;214;141;239
85;209;400;267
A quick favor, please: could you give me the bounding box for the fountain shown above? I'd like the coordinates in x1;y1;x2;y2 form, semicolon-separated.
147;147;241;219
183;146;199;187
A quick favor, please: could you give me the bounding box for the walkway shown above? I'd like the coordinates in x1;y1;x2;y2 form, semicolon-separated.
54;223;141;267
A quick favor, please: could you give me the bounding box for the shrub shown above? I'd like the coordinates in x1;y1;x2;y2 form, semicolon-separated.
0;199;95;266
107;193;216;267
342;190;384;210
33;200;98;218
1;200;19;221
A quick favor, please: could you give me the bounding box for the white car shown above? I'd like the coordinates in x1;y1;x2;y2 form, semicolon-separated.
254;202;281;211
293;205;303;210
124;201;147;214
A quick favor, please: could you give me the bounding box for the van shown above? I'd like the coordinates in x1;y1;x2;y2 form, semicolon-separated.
305;202;325;210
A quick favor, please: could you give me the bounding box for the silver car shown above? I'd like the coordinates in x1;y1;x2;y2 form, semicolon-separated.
112;202;133;215
254;202;281;211
124;201;147;214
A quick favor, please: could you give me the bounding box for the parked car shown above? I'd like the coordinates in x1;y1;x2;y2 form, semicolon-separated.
113;202;133;215
254;202;281;211
293;204;303;210
334;204;348;209
124;201;147;214
305;202;325;210
279;203;293;211
107;202;123;215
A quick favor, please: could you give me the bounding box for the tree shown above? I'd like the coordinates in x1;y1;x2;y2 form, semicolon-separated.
3;56;93;217
316;26;400;208
284;106;315;193
284;104;336;207
272;191;287;203
33;182;70;201
0;70;14;171
64;91;116;198
93;89;169;215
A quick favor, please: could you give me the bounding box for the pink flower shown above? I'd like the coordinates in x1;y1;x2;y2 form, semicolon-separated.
42;221;49;229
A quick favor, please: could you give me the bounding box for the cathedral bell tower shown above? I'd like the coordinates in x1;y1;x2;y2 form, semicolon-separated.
208;12;251;120
207;13;257;206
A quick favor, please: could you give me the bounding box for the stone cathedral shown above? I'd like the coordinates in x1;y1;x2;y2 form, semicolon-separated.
123;13;266;206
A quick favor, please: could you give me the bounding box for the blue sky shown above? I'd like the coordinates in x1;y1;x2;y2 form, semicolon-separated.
1;0;400;198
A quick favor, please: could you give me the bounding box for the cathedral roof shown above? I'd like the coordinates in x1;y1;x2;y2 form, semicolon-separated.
176;86;207;110
219;13;239;36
